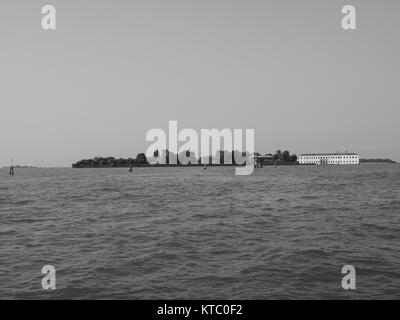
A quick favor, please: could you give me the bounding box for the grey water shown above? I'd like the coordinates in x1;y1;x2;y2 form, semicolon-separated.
0;164;400;299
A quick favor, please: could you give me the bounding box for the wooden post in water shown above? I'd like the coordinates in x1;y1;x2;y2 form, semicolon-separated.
129;158;133;172
9;158;14;176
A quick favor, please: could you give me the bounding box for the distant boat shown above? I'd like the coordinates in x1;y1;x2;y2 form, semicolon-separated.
203;164;207;170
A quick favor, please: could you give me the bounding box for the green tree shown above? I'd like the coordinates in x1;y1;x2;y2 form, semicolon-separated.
136;153;148;165
282;150;291;162
274;150;282;161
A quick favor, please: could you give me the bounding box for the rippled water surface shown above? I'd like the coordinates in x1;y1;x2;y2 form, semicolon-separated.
1;164;400;299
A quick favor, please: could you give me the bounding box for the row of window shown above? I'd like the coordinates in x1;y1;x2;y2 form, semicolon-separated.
300;156;358;160
299;160;358;163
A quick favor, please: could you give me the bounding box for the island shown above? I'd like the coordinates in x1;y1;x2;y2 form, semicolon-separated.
72;150;298;168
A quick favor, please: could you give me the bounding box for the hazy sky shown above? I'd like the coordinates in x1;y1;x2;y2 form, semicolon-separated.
1;0;399;167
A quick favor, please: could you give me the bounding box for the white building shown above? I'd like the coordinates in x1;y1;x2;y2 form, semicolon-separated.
298;152;359;165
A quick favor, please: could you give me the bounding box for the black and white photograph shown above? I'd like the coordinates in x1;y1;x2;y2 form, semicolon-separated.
1;0;399;309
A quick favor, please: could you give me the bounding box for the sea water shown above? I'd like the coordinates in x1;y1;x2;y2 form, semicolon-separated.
0;164;399;299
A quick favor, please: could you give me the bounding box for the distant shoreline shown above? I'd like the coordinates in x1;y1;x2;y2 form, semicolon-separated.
71;151;299;168
359;159;396;164
71;159;396;168
2;158;396;170
71;162;299;168
1;161;397;170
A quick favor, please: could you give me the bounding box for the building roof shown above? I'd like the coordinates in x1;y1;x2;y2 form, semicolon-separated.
300;152;358;156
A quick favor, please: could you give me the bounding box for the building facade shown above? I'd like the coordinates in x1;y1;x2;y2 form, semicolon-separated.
298;153;359;165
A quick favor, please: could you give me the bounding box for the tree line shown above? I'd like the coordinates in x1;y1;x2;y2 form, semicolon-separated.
72;149;298;168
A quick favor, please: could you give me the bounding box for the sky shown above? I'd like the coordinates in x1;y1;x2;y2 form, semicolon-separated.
0;0;399;167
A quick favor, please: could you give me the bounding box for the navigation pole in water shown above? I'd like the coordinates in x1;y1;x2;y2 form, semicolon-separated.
129;158;133;172
9;158;14;176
